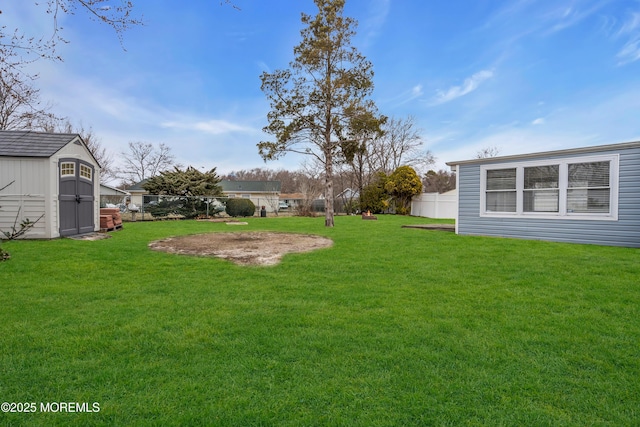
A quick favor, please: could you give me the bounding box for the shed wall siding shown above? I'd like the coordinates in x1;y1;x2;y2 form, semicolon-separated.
0;158;49;238
457;146;640;247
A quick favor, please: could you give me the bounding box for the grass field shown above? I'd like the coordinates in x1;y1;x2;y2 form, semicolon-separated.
1;215;639;426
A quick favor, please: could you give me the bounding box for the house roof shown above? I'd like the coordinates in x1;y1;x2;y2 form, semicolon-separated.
100;184;131;196
337;188;359;198
0;130;85;158
220;180;281;193
126;179;282;194
446;140;640;167
126;179;149;192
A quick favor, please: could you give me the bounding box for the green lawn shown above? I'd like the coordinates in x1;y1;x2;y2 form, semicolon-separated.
1;215;638;426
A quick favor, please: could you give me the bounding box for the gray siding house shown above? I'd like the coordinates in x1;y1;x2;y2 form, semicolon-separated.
446;141;640;247
219;180;281;213
0;131;100;239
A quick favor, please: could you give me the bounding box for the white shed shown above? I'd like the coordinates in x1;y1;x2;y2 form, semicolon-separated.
0;131;101;239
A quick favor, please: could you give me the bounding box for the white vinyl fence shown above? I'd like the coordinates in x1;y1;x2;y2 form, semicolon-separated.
411;190;457;219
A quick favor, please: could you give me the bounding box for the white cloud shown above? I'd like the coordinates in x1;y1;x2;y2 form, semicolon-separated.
430;70;494;105
598;10;640;65
617;37;640;64
616;12;640;64
360;0;390;46
544;2;608;35
532;117;545;125
257;61;271;73
616;11;640;36
384;83;425;107
162;119;256;135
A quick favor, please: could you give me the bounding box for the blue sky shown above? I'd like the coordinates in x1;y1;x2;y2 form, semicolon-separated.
6;0;640;179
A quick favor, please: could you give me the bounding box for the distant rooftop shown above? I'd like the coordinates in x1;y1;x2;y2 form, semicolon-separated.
220;180;281;193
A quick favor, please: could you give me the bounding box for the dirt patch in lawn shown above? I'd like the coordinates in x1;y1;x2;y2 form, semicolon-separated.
148;231;333;266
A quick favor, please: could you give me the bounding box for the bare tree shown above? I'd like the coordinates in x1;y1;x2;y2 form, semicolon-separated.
1;1;143;79
475;146;501;159
423;169;456;193
118;141;178;186
0;66;62;130
370;116;435;175
222;168;304;194
2;1;240;78
67;123;116;183
295;160;324;216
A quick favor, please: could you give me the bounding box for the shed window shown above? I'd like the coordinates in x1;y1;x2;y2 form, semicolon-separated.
480;154;618;221
61;162;75;177
80;164;92;180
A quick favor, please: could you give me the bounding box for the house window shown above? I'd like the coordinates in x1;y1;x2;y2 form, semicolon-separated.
523;165;559;212
480;154;618;220
80;164;92;181
567;162;610;213
485;168;516;212
61;162;75;177
241;194;251;199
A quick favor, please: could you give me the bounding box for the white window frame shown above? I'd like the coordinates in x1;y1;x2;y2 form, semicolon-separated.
60;162;75;177
79;164;93;181
480;154;619;221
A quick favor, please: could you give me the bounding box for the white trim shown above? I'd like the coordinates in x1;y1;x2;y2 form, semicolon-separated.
480;154;619;221
454;170;459;234
60;161;75;177
447;140;640;167
79;164;92;181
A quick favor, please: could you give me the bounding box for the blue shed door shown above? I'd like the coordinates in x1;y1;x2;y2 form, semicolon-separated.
59;159;95;236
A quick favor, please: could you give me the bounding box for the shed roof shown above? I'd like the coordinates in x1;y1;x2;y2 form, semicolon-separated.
0;130;85;158
446;140;640;167
220;180;281;193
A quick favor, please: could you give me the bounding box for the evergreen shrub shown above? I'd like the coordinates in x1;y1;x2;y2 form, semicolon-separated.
225;198;256;217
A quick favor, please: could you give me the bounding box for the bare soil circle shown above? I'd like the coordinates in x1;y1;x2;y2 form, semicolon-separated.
148;231;333;266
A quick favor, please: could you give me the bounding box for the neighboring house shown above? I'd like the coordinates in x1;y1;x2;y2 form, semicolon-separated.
220;180;281;213
336;188;359;200
411;189;457;219
335;188;359;214
125;179;149;208
100;184;130;207
446;141;640;247
279;193;305;210
0;130;101;239
126;179;283;214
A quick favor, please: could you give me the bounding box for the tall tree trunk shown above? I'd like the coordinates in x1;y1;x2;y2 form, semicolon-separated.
324;148;334;227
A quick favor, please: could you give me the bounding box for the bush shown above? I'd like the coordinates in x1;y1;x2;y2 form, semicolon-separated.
225;198;256;217
360;183;389;213
395;206;410;215
147;198;211;219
